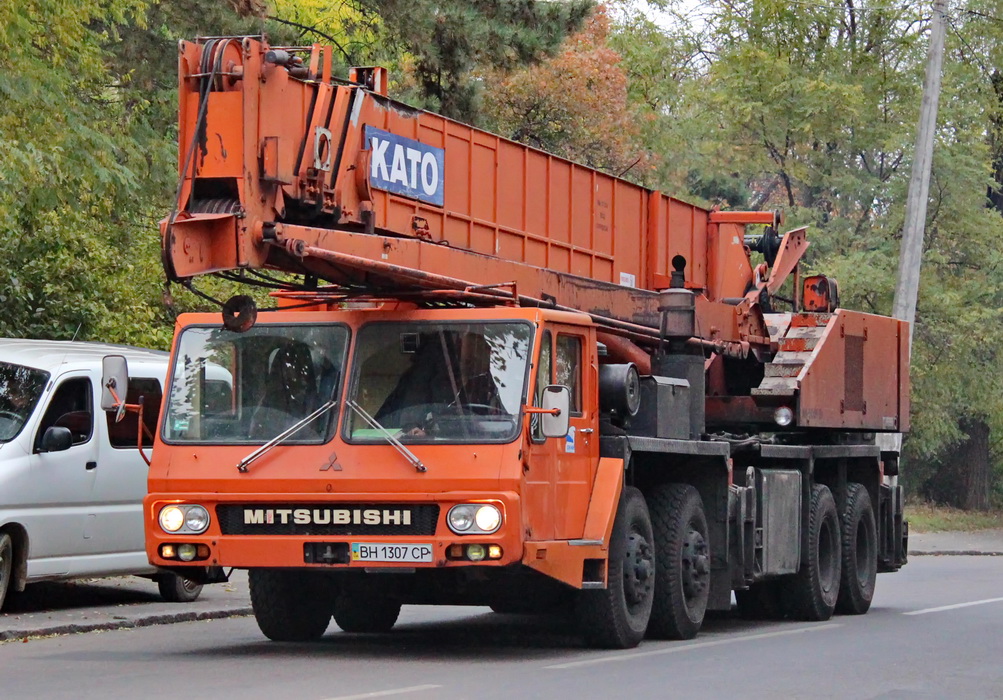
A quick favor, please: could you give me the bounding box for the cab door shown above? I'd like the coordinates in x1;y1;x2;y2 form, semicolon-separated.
551;326;598;539
26;372;100;574
523;330;556;541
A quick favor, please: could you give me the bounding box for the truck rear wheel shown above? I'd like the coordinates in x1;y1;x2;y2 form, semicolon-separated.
249;569;335;641
332;592;402;633
784;484;841;621
576;486;654;649
836;482;877;615
646;483;710;639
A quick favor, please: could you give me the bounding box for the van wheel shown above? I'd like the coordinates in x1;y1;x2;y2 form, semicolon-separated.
576;486;654;649
784;484;841;621
646;483;710;639
157;573;204;603
249;569;335;641
836;482;877;615
0;534;12;611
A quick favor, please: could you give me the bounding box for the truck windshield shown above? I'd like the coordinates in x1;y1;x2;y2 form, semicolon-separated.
163;324;349;444
0;363;48;442
344;322;532;444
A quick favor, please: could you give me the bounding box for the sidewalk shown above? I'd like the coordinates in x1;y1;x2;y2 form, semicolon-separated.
907;528;1003;556
3;531;1003;642
0;569;251;643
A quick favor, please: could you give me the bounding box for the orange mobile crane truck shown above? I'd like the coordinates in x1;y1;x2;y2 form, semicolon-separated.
110;37;909;649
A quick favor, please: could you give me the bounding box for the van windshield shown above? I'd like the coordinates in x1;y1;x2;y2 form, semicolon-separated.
0;362;49;442
163;324;349;444
344;322;532;444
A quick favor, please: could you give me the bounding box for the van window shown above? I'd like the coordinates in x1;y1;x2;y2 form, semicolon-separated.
0;362;48;442
36;377;93;450
108;378;163;448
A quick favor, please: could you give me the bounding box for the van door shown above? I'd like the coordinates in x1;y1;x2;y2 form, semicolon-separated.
88;376;163;572
27;373;100;574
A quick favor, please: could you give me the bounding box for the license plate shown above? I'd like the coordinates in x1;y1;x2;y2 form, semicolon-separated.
351;542;433;563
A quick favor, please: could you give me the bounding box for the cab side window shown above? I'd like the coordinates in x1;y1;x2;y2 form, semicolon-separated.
556;334;582;415
36;378;93;450
108;378;163;448
531;331;552;442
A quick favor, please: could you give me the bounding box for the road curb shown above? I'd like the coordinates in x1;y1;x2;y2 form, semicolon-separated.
909;551;1003;557
0;606;253;643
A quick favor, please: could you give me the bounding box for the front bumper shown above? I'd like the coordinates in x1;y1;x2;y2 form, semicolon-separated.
145;492;523;570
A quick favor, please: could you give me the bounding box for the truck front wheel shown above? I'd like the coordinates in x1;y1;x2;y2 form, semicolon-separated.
646;483;710;639
784;484;841;621
836;482;877;615
249;569;336;641
332;591;402;633
576;486;655;649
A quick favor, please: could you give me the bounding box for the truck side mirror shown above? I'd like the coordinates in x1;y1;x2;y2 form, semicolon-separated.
40;426;73;453
101;355;130;422
541;385;571;439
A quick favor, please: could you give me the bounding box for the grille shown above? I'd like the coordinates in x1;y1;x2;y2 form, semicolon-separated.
216;504;439;536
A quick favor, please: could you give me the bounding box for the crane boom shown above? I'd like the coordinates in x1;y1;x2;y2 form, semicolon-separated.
163;37;789;350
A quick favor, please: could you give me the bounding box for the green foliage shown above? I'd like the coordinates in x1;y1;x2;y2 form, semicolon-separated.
0;1;306;349
265;0;594;122
619;0;1003;499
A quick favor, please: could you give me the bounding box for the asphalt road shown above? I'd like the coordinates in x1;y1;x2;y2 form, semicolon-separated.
3;555;1003;700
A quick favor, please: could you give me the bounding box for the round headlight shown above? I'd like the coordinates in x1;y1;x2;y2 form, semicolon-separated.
177;543;198;562
159;506;185;533
774;406;794;427
466;544;487;561
185;505;210;533
448;505;476;532
474;505;502;533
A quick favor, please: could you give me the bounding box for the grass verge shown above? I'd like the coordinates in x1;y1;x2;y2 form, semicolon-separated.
906;502;1003;533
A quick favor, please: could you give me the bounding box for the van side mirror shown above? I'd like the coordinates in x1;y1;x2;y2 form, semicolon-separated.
101;355;129;422
541;385;571;438
40;426;73;453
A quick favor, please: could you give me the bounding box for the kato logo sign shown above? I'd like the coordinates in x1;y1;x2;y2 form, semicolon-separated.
365;126;444;207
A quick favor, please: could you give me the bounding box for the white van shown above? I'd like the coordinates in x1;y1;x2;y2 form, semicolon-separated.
0;339;202;609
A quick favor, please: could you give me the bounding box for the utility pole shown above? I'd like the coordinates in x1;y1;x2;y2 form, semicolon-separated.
892;0;948;346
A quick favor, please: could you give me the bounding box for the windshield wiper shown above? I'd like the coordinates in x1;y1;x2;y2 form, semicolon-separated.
237;400;337;473
346;400;427;473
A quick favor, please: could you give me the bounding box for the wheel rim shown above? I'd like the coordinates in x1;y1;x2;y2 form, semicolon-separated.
623;530;654;608
681;526;710;606
181;578;201;594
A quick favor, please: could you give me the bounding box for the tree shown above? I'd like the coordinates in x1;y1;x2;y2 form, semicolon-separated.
480;6;650;177
260;0;593;122
626;0;1003;507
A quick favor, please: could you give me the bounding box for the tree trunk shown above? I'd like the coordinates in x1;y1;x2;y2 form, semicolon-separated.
923;417;991;510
